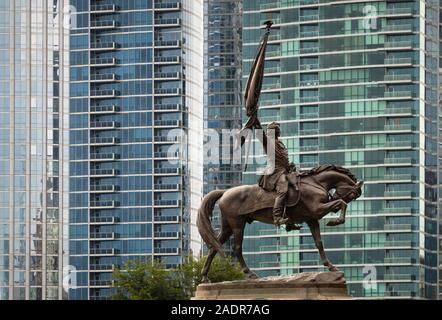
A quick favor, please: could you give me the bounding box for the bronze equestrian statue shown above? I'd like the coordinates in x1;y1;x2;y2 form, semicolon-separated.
197;21;363;282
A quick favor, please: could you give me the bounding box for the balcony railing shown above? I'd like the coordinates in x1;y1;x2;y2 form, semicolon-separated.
154;40;181;48
153;247;180;254
384;224;412;231
90;57;117;67
154;88;181;95
90;121;119;130
90;153;120;161
90;169;117;177
384;74;413;82
90;73;118;82
89;279;114;287
384;41;413;49
385;8;414;16
153;103;181;111
154;231;180;238
300;30;319;37
154;18;181;26
384;91;412;98
384;24;413;33
90;248;118;256
90;232;116;240
384;57;412;65
153;184;180;191
90;4;119;13
154;200;181;207
90;105;118;114
299;14;319;22
154;167;180;175
90;137;119;145
90;89;120;98
90;200;119;208
154;56;181;64
90;185;119;193
153;136;179;143
154;215;180;223
90;264;118;272
154;1;181;10
384;124;413;131
90;20;120;29
90;216;118;224
90;42;119;51
154;72;180;80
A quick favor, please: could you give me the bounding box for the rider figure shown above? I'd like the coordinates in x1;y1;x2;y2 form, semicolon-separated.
255;121;293;226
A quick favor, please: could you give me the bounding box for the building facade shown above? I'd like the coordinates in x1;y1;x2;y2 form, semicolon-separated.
242;0;439;299
68;0;203;300
0;0;70;300
203;0;243;246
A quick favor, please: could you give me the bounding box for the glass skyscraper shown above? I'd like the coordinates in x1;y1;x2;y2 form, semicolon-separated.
242;0;439;299
68;0;203;300
0;0;70;300
203;0;243;251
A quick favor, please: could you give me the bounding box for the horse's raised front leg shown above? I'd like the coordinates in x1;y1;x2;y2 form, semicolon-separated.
326;199;347;226
307;220;339;272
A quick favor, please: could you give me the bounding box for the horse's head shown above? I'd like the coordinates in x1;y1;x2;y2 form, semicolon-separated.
333;180;363;203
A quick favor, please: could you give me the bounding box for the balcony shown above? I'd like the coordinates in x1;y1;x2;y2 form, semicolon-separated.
300;63;319;70
384;57;412;65
90;73;118;83
299;145;319;152
153;136;180;144
384;41;413;49
90;4;119;14
90;200;119;209
89;279;114;287
154;120;180;127
90;20;120;30
90;248;118;256
90;153;120;162
384;257;413;264
90;185;119;193
154;40;181;48
262;82;281;90
384;24;413;33
384;274;413;281
154;1;181;11
90;105;118;114
90;89;120;99
264;66;281;74
90;137;119;146
384;106;414;115
154;151;179;159
154;200;181;207
383;240;413;248
385;7;414;16
154;88;181;96
90;42;119;51
153;103;181;112
154;72;180;80
300;30;319;38
382;174;414;181
299;14;319;22
299;47;319;54
260;99;281;106
153;247;180;255
154;231;180;239
90;169;118;177
90;121;119;130
154;184;180;191
384;124;413;131
384;157;413;165
299;112;319;119
299;79;319;87
90;232;117;240
154;56;181;64
154;215;180;223
384;224;412;231
384;190;413;198
299;96;319;103
90;57;117;67
384;91;412;99
384;74;413;82
90;264;118;272
154;167;180;175
90;216;119;225
383;207;414;215
260;2;280;12
299;129;319;136
266;50;281;58
154;18;181;27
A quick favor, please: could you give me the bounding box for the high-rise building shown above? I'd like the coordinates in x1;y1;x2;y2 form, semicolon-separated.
0;0;70;300
68;0;203;300
242;0;439;299
203;0;243;247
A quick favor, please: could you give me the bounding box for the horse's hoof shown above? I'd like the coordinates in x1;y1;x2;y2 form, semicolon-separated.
247;272;259;279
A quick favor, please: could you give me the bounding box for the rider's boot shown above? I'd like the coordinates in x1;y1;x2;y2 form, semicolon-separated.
273;200;289;226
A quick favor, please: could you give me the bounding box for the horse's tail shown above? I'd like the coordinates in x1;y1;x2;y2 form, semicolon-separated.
197;190;226;258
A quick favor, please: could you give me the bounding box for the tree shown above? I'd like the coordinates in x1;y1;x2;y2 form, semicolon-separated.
112;255;245;300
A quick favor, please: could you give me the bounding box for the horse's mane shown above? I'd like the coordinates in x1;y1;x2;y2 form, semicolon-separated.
300;164;358;183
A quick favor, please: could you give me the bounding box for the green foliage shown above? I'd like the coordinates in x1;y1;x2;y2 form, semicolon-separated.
111;255;246;300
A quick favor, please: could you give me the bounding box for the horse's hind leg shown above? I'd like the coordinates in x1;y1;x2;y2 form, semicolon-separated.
201;217;232;283
230;216;258;279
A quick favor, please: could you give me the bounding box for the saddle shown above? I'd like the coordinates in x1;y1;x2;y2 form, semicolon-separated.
237;172;301;215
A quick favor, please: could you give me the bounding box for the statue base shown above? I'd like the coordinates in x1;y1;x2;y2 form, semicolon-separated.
193;272;351;300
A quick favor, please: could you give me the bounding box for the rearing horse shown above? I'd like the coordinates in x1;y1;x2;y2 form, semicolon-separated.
197;165;363;282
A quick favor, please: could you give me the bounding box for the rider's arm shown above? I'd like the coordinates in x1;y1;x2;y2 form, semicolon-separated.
254;118;270;155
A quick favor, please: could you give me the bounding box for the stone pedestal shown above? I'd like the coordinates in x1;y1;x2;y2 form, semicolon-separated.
193;272;351;300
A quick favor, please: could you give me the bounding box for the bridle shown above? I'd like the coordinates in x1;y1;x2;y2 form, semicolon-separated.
308;175;361;202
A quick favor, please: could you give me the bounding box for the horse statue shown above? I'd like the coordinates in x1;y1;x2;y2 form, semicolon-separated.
197;165;363;282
